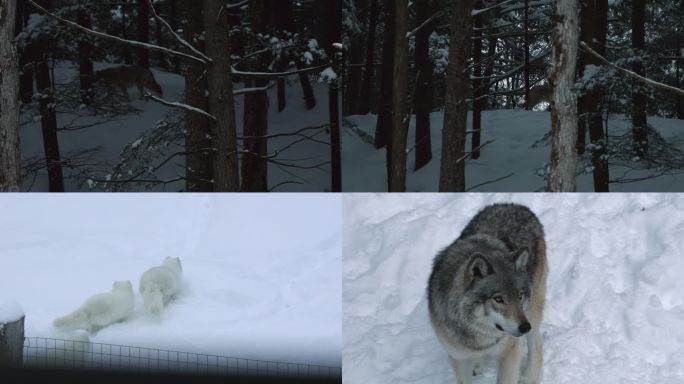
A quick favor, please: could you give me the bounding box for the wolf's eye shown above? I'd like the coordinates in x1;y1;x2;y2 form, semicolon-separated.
493;295;504;304
519;290;525;300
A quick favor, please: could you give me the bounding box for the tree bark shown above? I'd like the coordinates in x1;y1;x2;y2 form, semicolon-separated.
137;0;150;68
16;0;33;104
328;0;342;192
358;0;379;115
548;0;579;192
374;0;394;151
36;57;64;192
344;0;366;114
631;0;647;157
76;8;94;105
203;0;239;191
439;0;473;192
578;0;609;191
414;0;433;170
389;0;408;191
241;0;270;192
181;1;213;192
472;0;483;160
0;0;22;191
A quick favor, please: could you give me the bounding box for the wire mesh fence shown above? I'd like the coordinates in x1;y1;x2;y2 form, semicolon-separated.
23;337;341;379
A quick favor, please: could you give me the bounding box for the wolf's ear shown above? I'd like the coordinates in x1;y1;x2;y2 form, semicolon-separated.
514;247;530;272
466;254;494;279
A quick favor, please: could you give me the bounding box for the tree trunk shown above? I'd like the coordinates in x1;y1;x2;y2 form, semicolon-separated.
328;0;342;192
472;0;483;160
16;0;33;104
241;0;270;192
484;36;497;109
439;0;473;192
388;0;408;191
76;8;94;105
523;0;531;110
0;0;22;191
344;0;366;114
631;0;647;157
204;0;239;191
374;0;394;151
36;59;64;192
137;0;150;68
414;0;433;170
121;5;132;64
578;0;609;191
181;1;213;192
548;0;579;192
358;0;379;115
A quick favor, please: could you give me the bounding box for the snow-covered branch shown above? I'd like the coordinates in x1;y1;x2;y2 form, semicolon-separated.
144;93;217;121
26;0;207;65
232;63;330;78
146;0;213;63
579;42;684;97
233;82;276;96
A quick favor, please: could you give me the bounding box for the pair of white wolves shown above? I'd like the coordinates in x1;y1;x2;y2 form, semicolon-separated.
52;257;182;333
428;203;548;384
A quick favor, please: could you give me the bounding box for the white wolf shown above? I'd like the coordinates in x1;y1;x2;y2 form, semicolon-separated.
53;280;134;333
139;257;183;315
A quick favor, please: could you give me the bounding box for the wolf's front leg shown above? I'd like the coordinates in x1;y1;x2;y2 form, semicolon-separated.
496;340;522;384
449;356;476;384
521;330;543;384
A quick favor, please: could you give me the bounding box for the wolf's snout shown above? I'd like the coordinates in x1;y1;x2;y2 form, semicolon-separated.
518;321;531;334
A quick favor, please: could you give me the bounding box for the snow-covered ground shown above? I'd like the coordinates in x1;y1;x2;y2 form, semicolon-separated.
343;111;684;191
342;193;684;383
0;194;341;367
20;62;334;192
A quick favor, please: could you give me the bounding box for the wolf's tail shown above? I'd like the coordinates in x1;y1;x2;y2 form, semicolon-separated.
53;310;89;331
142;289;164;315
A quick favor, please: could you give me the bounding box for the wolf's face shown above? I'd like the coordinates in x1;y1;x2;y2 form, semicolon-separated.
163;256;182;274
454;249;532;337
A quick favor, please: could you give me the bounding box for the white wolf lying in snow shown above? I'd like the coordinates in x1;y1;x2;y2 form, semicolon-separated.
53;281;134;333
139;257;182;315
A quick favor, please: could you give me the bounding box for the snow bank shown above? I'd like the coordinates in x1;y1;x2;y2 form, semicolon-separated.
342;193;684;383
0;194;341;366
0;301;24;323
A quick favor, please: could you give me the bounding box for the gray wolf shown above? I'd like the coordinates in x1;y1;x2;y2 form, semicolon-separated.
428;203;548;384
53;280;134;333
139;257;182;315
95;65;163;99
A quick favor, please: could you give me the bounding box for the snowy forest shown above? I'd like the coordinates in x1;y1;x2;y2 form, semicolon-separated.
343;0;684;192
0;0;341;192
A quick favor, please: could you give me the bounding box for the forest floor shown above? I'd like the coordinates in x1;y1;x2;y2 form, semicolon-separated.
19;62;333;192
0;194;341;367
343;194;684;383
344;110;684;191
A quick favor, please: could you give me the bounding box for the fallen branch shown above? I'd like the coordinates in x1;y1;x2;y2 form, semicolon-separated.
466;172;515;191
580;41;684;97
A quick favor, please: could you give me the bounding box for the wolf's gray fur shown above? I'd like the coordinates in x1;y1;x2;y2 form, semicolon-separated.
428;203;548;384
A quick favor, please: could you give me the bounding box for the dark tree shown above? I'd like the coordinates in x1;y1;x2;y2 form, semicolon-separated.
472;0;484;160
439;0;473;192
357;0;379;115
181;1;213;192
374;0;394;151
578;0;609;191
631;0;648;156
137;0;150;68
76;7;94;105
389;0;408;191
241;0;270;192
414;0;433;169
35;0;65;192
1;0;22;191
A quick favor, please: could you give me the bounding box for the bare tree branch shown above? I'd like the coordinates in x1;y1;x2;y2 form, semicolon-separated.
146;0;213;63
26;0;207;64
144;92;217;121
